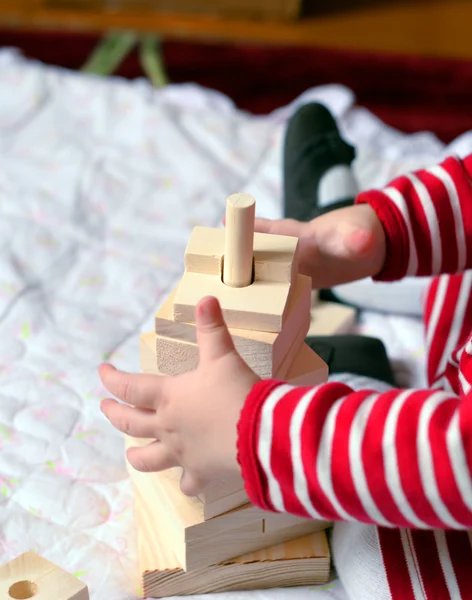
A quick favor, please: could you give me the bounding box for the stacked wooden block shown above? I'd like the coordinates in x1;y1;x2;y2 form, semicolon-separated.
130;193;355;597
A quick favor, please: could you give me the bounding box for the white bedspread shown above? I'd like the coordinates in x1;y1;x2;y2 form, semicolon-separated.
1;47;471;600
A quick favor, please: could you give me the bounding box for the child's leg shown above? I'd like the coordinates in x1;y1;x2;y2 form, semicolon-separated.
333;522;472;599
283;102;431;317
305;335;396;386
332;522;391;600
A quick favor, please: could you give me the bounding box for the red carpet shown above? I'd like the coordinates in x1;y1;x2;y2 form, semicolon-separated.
1;28;471;143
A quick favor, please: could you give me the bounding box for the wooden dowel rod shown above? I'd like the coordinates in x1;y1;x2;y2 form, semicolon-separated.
223;193;255;288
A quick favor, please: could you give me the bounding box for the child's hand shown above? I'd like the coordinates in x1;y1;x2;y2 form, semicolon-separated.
255;204;386;288
99;297;259;497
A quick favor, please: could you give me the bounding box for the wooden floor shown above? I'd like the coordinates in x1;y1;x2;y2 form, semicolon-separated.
1;0;472;60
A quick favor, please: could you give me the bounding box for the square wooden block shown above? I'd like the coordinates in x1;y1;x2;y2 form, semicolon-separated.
173;226;300;333
185;226;298;283
0;552;89;600
125;437;330;572
153;274;311;378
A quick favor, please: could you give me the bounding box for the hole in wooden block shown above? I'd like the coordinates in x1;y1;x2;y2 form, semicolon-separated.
8;580;38;599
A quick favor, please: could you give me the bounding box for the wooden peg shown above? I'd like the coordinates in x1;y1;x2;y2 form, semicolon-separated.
223;193;255;288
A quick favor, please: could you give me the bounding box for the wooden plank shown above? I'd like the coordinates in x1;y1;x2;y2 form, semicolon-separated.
135;476;330;598
43;0;301;20
2;1;472;60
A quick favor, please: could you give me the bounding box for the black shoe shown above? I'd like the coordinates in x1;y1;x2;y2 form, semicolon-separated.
305;335;395;386
283;102;357;222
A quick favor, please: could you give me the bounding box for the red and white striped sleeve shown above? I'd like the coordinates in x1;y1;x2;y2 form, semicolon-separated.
355;154;472;281
237;378;472;529
236;154;472;529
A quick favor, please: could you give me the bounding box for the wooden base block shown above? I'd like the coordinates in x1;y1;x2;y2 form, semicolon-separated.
136;483;331;598
153;275;311;378
308;301;357;337
0;552;89;600
125;437;330;571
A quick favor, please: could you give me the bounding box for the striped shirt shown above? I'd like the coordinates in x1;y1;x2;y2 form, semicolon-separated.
237;154;472;599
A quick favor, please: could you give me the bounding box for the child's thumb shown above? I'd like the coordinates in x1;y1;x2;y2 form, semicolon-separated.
196;296;237;363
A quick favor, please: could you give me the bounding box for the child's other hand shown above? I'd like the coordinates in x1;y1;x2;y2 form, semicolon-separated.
99;297;259;497
255;204;386;288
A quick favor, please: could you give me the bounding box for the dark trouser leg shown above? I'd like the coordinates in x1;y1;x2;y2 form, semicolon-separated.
305;336;396;386
283;102;395;386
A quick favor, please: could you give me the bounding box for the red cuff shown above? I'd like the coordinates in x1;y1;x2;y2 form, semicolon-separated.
355;189;410;281
237;379;284;511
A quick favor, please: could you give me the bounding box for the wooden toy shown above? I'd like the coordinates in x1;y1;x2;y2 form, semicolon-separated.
153;273;312;378
128;192;356;595
0;552;89;600
173;194;299;332
134;480;331;599
125;435;330;571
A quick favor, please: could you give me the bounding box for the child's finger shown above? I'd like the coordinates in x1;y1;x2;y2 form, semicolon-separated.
99;363;160;408
254;217;275;233
180;469;207;497
126;440;176;472
101;398;157;438
254;217;302;237
195;296;237;362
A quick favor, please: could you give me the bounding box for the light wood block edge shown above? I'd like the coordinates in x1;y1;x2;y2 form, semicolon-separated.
184;226;299;284
125;436;330;571
153;274;311;378
308;301;357;337
0;552;89;600
133;477;331;598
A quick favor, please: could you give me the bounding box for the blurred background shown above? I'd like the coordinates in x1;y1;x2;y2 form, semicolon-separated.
0;0;471;142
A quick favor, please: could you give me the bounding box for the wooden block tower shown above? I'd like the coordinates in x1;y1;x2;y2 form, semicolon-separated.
129;193;355;597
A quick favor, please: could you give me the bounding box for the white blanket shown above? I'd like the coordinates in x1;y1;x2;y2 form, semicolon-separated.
1;47;471;600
